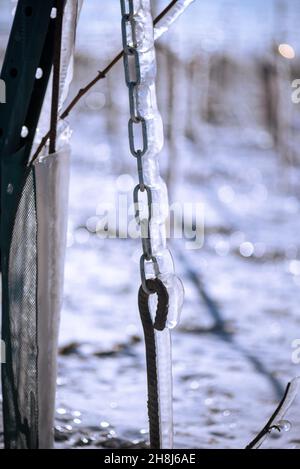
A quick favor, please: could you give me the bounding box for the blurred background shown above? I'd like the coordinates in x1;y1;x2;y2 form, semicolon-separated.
1;0;300;449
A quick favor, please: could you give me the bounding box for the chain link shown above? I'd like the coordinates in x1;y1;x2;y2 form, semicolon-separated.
121;0;158;294
128;83;139;123
120;0;134;16
128;117;148;157
136;150;145;191
121;15;137;52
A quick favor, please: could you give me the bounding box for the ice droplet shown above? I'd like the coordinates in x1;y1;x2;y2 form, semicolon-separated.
7;183;13;195
35;68;43;80
21;126;29;138
50;7;57;19
276;420;292;432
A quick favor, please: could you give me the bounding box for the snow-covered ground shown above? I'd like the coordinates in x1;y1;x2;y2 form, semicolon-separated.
53;123;300;449
1;0;300;449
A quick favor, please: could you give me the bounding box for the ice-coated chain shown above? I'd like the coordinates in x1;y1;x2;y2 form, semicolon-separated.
121;0;184;328
120;0;184;449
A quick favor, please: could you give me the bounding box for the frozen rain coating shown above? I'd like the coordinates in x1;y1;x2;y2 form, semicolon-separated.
124;0;187;448
34;0;84;157
133;0;184;329
154;0;195;41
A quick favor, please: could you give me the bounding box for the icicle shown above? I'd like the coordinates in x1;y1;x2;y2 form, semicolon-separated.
33;0;83;158
132;0;187;448
154;0;195;41
31;1;83;446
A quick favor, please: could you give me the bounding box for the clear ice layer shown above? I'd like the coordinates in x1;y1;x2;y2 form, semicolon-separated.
130;0;193;449
133;0;184;328
154;0;195;41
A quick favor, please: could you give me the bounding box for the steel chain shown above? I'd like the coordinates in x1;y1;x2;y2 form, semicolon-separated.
121;0;158;294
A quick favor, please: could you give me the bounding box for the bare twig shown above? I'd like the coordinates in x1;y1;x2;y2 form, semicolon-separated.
246;382;291;449
31;0;178;163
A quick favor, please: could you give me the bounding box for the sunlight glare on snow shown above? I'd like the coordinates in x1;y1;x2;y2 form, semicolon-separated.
289;260;300;276
278;43;295;60
239;242;254;258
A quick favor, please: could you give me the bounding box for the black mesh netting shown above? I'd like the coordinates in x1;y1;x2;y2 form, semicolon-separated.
2;169;39;449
